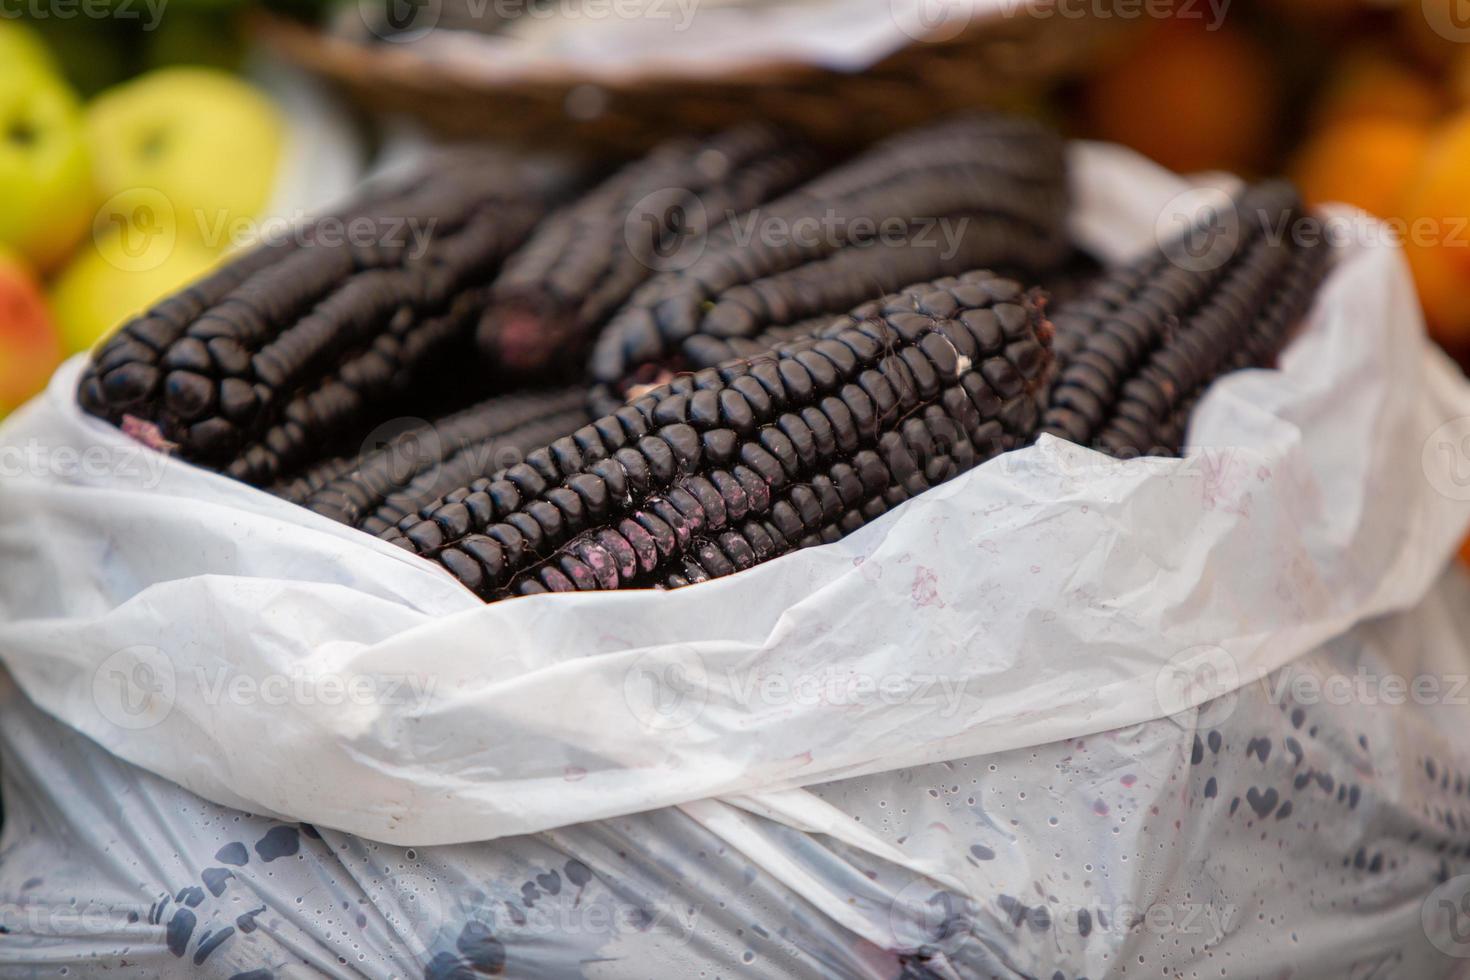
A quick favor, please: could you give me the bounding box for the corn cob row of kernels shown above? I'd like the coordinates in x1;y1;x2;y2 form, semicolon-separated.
293;386;591;531
78;150;555;484
354;405;594;536
479;125;821;376
382;270;1051;600
585;115;1069;410
1043;181;1329;457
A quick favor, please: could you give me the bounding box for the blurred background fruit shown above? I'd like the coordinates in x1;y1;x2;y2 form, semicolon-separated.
1291;116;1430;217
0;20;58;74
1082;17;1278;175
87;67;284;253
0;46;94;272
7;0;1470;425
144;9;247;71
1311;47;1443;128
0;248;65;416
49;217;219;356
1401;112;1470;351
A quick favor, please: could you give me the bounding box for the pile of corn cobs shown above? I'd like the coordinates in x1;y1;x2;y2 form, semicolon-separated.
80;116;1330;601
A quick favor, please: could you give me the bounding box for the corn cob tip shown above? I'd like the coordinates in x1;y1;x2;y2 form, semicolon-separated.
478;298;571;375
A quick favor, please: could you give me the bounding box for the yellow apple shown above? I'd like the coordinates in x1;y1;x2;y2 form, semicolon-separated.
0;248;65;418
0;20;57;75
49;218;219;355
87;68;283;251
0;59;94;272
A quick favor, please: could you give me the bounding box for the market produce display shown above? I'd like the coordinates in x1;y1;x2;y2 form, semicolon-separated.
1044;180;1331;457
586;114;1069;414
292;386;591;533
478;124;821;376
77;149;557;486
76;114;1333;601
385;270;1052;597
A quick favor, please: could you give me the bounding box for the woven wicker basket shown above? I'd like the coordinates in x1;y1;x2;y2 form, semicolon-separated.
255;4;1136;154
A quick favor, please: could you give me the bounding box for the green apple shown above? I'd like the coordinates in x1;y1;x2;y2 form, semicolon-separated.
49;219;219;354
0;59;94;272
87;68;283;251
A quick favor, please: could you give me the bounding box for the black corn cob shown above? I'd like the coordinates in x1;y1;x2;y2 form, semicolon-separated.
298;387;590;533
652;405;989;590
678;250;1105;375
269;453;366;505
77;149;561;487
382;270;1053;600
478;125;820;376
587;115;1070;413
1043;181;1330;457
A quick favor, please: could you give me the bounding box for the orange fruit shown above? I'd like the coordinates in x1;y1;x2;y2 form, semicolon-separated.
1291;117;1431;218
1313;48;1442;128
1401;111;1470;347
0;248;64;417
1402;0;1468;70
1083;19;1276;175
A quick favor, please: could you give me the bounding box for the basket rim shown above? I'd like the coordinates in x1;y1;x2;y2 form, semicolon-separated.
252;3;1057;93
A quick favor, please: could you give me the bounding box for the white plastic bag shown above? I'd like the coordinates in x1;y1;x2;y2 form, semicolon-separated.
4;568;1470;977
1;143;1469;849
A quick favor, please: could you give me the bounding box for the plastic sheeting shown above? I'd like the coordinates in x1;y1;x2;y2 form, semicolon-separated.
1;145;1469;847
3;566;1470;977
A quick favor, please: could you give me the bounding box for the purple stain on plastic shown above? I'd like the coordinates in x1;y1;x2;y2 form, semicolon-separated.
202;868;233;897
254;826;300;862
166;908;197;957
193;926;234;966
424;952;475;980
1246;787;1278;819
456;921;506;974
565;860;592;887
236;906;266;934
